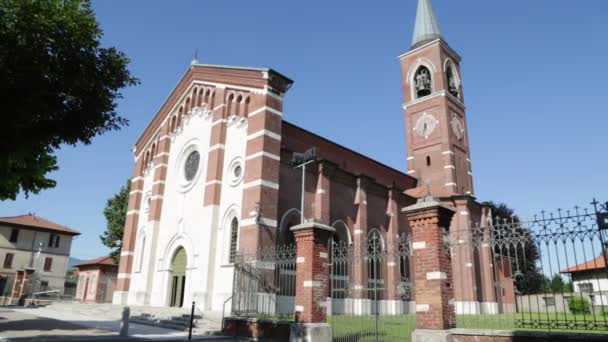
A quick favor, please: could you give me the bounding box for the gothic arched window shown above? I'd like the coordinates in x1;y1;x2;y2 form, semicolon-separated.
446;64;460;98
414;66;432;98
229;217;239;263
367;229;383;299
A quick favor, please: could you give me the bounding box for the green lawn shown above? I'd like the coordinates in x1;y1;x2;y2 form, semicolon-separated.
326;313;608;341
329;315;416;342
457;312;608;333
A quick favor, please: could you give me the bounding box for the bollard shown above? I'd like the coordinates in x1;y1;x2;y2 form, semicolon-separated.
120;306;130;337
188;301;195;340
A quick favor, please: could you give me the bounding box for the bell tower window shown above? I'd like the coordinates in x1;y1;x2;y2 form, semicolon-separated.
446;64;459;98
414;66;432;98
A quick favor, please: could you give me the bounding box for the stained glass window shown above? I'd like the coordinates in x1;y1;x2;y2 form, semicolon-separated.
184;151;200;181
229;217;239;263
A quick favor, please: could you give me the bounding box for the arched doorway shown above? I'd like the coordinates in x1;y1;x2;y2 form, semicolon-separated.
169;247;187;307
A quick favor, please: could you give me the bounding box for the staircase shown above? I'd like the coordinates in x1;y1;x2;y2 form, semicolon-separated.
46;302;223;335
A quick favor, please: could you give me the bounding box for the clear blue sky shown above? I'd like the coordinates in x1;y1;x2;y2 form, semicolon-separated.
2;0;607;260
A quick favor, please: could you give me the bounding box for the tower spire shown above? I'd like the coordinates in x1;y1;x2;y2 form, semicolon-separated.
411;0;442;48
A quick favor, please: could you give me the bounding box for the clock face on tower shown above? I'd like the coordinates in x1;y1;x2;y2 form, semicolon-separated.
450;115;465;141
414;113;439;139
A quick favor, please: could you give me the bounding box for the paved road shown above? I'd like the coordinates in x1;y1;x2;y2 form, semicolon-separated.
0;307;240;341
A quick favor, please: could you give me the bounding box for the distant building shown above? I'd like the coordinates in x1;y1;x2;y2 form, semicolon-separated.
74;255;118;303
561;255;608;306
0;214;80;300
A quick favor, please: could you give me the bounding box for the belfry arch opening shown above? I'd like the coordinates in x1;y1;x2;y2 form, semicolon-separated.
414;66;432;98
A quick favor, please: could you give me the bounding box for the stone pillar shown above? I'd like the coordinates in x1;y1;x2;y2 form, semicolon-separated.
403;200;455;342
291;222;333;342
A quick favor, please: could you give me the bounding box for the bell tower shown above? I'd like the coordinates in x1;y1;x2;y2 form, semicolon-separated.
400;0;474;197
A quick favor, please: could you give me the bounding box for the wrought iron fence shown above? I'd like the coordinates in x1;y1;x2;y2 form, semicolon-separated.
452;199;608;333
231;244;297;320
329;232;416;342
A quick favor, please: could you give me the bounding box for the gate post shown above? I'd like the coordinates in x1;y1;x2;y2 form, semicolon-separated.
290;222;334;342
403;199;455;342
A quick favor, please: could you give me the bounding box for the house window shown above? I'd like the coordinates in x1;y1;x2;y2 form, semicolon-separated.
43;257;53;272
579;282;594;293
3;253;14;269
40;281;49;292
543;296;556;306
9;229;18;243
48;234;60;248
229;218;239;263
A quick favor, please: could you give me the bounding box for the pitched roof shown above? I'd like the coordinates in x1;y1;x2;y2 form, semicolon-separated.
75;255;117;268
412;0;443;49
560;255;606;274
0;214;80;235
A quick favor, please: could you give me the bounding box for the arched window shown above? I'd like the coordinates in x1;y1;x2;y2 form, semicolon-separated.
426;156;431;167
367;229;383;299
414;66;432;98
229;217;239;263
446;64;459;98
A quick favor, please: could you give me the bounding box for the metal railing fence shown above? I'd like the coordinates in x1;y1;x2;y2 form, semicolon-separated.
452;199;608;333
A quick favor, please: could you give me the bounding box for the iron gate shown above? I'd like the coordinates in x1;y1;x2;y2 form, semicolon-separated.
328;232;415;342
231;244;297;319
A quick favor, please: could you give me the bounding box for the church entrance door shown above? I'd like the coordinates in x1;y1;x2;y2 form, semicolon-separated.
169;247;187;307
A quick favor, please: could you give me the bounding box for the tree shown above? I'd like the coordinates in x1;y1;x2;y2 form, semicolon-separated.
484;201;544;294
0;0;138;200
100;180;129;263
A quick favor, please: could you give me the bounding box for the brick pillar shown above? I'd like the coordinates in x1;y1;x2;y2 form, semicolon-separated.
114;156;145;304
404;200;455;341
142;123;172;304
239;78;291;254
479;204;497;310
352;176;371;301
451;196;477;314
385;187;401;303
291;222;334;323
313;160;336;224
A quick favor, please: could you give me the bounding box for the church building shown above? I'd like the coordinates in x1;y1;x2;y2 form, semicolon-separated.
114;0;513;315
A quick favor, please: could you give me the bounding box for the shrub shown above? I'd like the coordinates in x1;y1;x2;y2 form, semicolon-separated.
568;296;591;314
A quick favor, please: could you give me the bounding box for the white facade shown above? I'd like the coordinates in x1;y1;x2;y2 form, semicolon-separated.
125;108;247;312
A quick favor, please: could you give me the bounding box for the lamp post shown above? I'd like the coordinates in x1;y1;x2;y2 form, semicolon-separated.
291;148;317;224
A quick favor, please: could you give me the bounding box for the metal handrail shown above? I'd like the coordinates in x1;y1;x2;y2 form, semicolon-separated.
32;289;61;303
221;295;233;332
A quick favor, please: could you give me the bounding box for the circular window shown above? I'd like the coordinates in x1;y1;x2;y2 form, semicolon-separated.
176;141;203;193
184;151;200;181
228;158;244;186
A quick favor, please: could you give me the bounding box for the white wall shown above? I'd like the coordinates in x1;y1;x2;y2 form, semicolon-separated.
127;107;248;312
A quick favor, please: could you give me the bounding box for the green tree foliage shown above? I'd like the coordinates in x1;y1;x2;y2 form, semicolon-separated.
0;0;138;200
484;201;544;295
100;181;130;263
568;296;591;314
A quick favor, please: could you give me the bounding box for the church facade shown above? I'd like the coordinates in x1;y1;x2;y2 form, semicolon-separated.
114;0;514;314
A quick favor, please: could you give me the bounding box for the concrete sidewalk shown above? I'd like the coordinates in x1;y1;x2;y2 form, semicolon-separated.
1;307;237;341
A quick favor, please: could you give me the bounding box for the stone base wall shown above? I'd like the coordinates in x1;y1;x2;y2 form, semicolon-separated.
451;329;608;341
223;317;292;341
